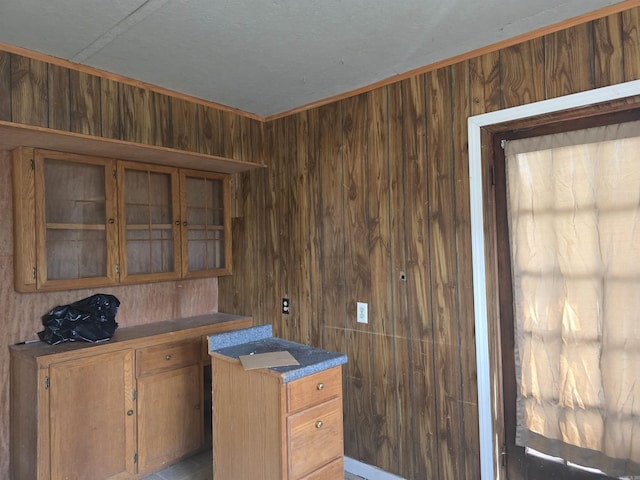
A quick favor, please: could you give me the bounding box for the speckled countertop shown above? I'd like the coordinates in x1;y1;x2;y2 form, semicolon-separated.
208;325;347;383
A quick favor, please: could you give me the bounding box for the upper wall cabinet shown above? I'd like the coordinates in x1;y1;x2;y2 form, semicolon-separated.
12;147;233;292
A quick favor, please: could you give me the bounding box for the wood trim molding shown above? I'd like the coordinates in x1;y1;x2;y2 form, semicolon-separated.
1;0;638;123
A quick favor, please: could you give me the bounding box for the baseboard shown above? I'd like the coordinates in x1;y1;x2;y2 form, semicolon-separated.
344;457;407;480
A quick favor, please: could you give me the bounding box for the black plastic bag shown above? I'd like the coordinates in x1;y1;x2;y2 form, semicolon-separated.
38;294;120;345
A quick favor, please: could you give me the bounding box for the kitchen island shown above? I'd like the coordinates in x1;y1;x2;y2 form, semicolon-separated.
209;325;347;479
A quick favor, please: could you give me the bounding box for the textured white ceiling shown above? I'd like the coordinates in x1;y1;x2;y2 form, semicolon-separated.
0;0;626;117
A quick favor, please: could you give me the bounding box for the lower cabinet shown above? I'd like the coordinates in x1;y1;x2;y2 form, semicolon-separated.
211;358;344;480
49;350;136;480
10;313;251;480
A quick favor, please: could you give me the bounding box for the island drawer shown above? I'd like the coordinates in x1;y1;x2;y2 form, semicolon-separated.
287;396;343;479
286;366;342;413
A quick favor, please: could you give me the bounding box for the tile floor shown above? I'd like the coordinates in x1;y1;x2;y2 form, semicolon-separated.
141;450;365;480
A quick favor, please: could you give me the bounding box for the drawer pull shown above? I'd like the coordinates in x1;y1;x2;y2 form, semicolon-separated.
315;420;324;429
127;410;134;416
316;382;324;391
165;354;172;361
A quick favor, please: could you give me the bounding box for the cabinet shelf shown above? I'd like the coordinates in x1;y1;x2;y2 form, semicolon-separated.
46;223;107;230
0;120;265;174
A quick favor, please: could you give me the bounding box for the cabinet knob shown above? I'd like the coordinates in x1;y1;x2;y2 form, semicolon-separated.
315;420;324;429
175;220;180;226
127;410;134;416
316;382;324;391
165;354;172;361
182;221;188;226
108;218;115;224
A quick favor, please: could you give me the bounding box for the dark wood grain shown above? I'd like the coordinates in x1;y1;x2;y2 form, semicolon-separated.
545;22;594;98
451;59;481;479
11;54;48;126
100;77;121;140
501;39;545;108
623;8;640;81
48;64;70;131
70;70;101;135
594;13;624;87
0;52;9;121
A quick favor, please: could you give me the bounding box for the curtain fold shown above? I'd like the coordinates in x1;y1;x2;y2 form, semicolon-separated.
505;120;640;477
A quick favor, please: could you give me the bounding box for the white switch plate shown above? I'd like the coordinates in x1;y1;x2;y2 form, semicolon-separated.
357;302;368;324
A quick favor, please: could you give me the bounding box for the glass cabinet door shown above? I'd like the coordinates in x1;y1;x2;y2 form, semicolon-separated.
179;170;231;277
34;149;118;289
118;161;181;283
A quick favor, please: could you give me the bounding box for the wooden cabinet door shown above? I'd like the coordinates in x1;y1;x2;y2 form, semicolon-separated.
34;149;119;290
179;170;231;278
117;161;181;283
49;350;136;480
136;364;204;474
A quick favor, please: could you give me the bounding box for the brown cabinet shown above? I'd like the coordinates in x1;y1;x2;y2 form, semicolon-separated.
210;357;344;480
12;147;231;292
10;313;252;480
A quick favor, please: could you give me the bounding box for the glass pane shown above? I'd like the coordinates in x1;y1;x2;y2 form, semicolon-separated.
126;228;174;275
187;228;224;271
44;159;106;224
46;229;107;279
123;168;174;275
184;175;226;273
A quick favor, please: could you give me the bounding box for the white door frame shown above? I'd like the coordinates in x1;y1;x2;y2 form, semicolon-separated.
467;79;640;480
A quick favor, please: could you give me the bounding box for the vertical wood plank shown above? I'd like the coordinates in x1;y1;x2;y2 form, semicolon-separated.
306;108;323;348
387;80;414;478
269;117;289;338
197;105;225;156
427;67;464;480
70;70;101;136
593;13;624;87
623;8;640;81
100;77;121;140
48;65;70;131
317;101;348;439
544;22;594;98
500;39;545;108
367;86;400;474
319;101;345;343
0;52;10;121
11;54;48;126
292;111;313;345
470;51;502;116
280;114;296;341
120;84;171;147
258;119;277;326
171;97;198;151
451;60;481;480
342;94;374;464
401;74;437;479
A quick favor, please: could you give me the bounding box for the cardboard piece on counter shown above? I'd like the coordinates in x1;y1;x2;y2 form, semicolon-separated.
239;351;299;370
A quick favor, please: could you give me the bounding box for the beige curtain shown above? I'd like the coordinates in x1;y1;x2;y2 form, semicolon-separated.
505;120;640;477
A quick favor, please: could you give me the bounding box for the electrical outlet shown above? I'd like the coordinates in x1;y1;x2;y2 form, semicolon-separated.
282;298;290;314
357;302;368;324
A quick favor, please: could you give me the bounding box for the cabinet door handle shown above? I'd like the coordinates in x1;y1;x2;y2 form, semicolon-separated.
127;410;134;416
315;420;324;429
316;382;324;391
165;354;172;361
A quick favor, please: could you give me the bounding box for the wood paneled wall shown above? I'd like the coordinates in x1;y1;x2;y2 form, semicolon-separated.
0;52;261;480
1;6;639;480
218;8;640;479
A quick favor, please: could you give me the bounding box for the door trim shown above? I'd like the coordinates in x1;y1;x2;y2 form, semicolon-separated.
467;79;640;480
